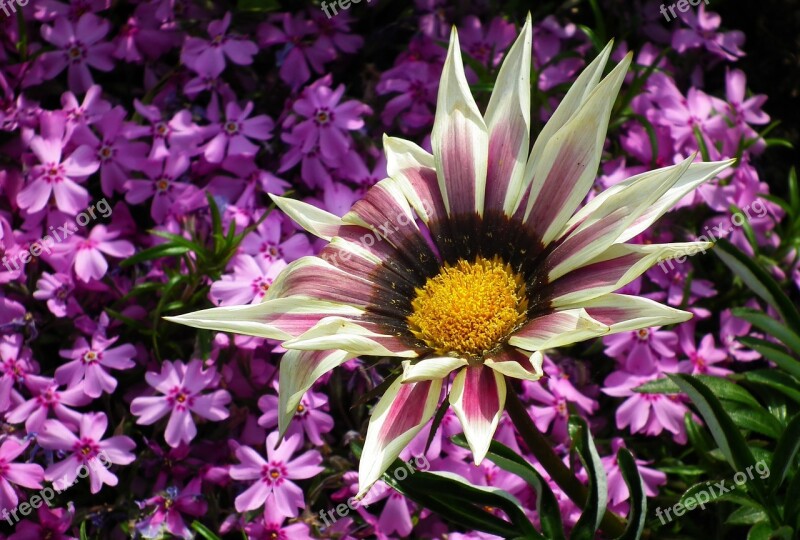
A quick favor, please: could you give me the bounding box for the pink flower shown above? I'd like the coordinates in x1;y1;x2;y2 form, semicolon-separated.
210;254;287;306
258;13;335;89
240;212;311;262
258;388;334;446
181;12;258;74
60;85;111;129
230;432;323;517
8;506;75;540
458;16;517;67
6;376;91;433
672;4;745;61
0;438;45;511
202;101;273;163
56;224;135;282
603;327;678;375
678;324;730;376
56;334;136;398
124;154;193;224
135;479;208;538
38;13;115;93
130;360;231;448
33;272;79;317
17;115;99;215
37;413;136;493
127;102;201;160
598;439;666;509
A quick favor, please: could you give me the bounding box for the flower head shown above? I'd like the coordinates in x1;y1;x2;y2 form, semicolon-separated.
169;20;732;496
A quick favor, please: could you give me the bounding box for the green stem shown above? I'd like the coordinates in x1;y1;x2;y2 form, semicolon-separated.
505;386;627;538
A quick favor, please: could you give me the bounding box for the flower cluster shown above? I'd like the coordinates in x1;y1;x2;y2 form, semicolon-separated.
0;0;784;537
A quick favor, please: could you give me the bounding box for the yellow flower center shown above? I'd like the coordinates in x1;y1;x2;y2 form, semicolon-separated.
407;256;527;359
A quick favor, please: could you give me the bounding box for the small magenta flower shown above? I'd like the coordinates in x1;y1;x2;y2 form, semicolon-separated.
8;506;74;540
124;155;193;224
38;13;115;93
56;333;136;398
229;432;323;518
127;102;201;160
56;224;135;283
17;113;99;215
37;413;136;493
202;101;274;163
210;254;287;306
135;479;208;538
258;388;334;445
258;13;335;89
130;360;231;448
0;438;45;511
0;334;35;413
33;272;79;318
182;12;258;74
6;375;91;433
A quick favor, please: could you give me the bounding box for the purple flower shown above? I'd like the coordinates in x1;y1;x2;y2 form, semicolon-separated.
284;77;371;167
33;272;79;317
258;13;335;89
672;4;745;61
72;106;148;196
677;324;730;376
56;224;135;282
210;254;287;306
0;438;45;511
458;16;517;67
240;212;311;263
181;12;258;74
127;102;201;160
230;431;323;517
60;85;111;129
38;13;115;93
135;479;208;539
597;439;666;509
258;388;334;446
130;360;232;448
6;376;91;433
37;413;136;493
244;505;313;539
8;506;75;540
17;115;99;215
202;101;273;163
0;334;35;413
124;154;193;224
603;327;678;375
56;333;136;398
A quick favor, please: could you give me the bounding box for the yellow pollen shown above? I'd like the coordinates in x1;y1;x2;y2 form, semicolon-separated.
407;256;527;358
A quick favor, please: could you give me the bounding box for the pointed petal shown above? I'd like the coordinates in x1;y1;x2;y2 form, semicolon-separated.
269;194;343;241
484;15;532;216
432;28;489;217
164;298;364;340
383;135;445;227
547;242;713;307
523;53;632;245
282;317;418;358
509;309;609;351
484;349;544;382
579;294;693;333
358;378;442;496
449;366;506;464
278;349;352;439
400;357;468;383
546;155;695;280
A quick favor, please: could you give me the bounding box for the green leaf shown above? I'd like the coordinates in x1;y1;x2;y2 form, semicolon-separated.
727;506;768;525
568;416;608;540
191;521;222;540
615;449;646;540
733;308;800;358
667;375;779;525
738;337;800;380
725;402;783;439
451;434;565;540
789;167;799;213
741;370;800;405
636;375;761;410
784;469;800;530
768;412;800;492
80;521;89;540
237;0;281;13
120;244;190;268
714;239;800;330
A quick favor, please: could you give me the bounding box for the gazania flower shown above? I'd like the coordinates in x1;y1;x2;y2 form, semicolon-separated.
168;18;731;496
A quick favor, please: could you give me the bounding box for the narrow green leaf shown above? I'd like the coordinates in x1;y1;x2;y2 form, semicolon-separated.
738;337;800;380
667;375;778;525
788;167;799;213
191;521;222;540
714;239;800;329
120;244;190;268
725;402;783;439
615;449;646;540
732;308;800;358
784;469;800;529
568;416;608;540
742;370;800;405
451;434;565;540
768;412;800;492
636;375;761;410
726;506;768;525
